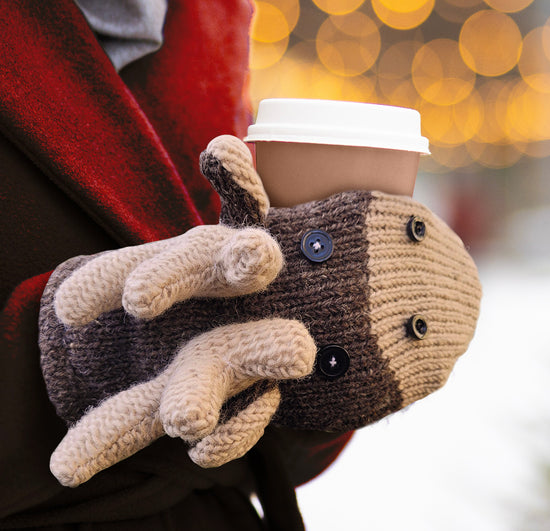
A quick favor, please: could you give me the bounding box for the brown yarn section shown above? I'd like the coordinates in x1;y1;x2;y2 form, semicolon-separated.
266;193;402;431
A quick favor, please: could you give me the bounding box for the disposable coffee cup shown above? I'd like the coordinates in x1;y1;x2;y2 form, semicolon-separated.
244;99;430;207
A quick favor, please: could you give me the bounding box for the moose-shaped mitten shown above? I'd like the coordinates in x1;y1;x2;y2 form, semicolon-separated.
39;135;482;488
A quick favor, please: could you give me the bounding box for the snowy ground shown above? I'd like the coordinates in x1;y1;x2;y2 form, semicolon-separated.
297;259;550;530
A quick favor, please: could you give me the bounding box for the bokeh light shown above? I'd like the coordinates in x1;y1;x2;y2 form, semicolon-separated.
377;40;423;99
275;0;300;31
426;143;473;170
434;0;482;24
474;79;514;144
506;81;550;142
543;17;550;60
420;90;483;146
412;39;476;105
467;140;523;168
383;79;422;108
459;10;523;76
447;0;482;6
249;38;289;69
483;0;534;13
378;0;432;12
312;0;365;15
316;13;381;76
518;27;550;93
372;0;435;30
251;2;290;42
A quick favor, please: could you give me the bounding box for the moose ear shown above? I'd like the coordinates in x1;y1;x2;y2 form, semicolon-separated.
200;135;270;227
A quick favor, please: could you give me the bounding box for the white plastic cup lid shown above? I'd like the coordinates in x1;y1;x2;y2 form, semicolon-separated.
245;98;430;154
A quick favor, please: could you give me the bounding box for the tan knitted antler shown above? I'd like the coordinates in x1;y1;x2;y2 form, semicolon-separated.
50;319;316;487
55;225;283;325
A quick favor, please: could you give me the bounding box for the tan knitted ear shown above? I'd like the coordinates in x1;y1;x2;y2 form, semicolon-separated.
200;135;270;227
366;191;482;407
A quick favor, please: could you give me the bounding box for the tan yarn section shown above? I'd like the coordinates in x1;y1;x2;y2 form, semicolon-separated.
367;191;482;407
55;224;283;324
50;371;168;487
160;318;316;442
54;237;173;326
123;225;283;319
189;386;281;468
206;135;270;219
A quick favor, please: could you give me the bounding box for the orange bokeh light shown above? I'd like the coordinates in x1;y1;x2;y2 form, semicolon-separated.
459;10;522;77
427;143;473;170
372;0;434;30
316;13;381;76
474;79;514;144
505;80;550;142
467;141;523;169
420;90;483;146
312;0;365;15
519;27;550;93
435;0;481;24
251;2;290;43
412;38;476;105
483;0;534;13
378;0;431;13
250;37;289;70
249;0;545;169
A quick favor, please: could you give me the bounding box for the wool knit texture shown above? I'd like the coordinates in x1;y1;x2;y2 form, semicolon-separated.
39;135;482;484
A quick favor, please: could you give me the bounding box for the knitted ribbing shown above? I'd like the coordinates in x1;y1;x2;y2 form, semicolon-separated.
366;191;482;406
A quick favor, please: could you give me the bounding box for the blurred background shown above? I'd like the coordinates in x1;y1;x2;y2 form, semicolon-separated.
248;0;550;529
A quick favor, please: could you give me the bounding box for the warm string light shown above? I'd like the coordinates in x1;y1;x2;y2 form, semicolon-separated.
249;0;550;171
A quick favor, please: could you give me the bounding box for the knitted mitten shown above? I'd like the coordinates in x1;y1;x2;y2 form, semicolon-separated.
40;135;482;488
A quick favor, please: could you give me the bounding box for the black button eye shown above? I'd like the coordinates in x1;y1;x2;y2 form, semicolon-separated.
317;345;350;379
407;315;428;339
407;216;426;242
301;230;333;262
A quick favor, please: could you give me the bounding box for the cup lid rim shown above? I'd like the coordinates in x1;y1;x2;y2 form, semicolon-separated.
245;99;430;154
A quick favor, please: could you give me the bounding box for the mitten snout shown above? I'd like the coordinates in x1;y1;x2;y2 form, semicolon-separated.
367;191;482;408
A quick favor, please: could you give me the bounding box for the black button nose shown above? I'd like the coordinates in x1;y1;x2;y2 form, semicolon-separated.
301;230;333;262
317;345;350;379
407;314;428;339
407;216;426;242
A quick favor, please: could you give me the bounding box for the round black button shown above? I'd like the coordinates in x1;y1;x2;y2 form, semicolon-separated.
301;230;333;262
407;314;428;339
407;216;426;242
317;345;350;379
